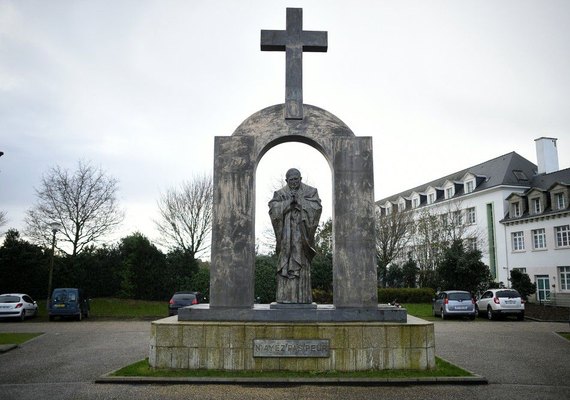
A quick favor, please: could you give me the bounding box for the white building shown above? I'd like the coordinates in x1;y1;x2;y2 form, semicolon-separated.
377;138;570;304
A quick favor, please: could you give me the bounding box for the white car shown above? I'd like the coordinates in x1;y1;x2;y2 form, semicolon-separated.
476;289;525;321
0;293;39;321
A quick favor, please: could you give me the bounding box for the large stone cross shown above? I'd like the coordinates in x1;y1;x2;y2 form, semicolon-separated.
261;8;327;120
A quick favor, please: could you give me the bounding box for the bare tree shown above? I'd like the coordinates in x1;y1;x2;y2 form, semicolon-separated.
411;208;445;286
0;210;6;228
409;200;486;287
155;174;213;259
375;207;415;287
25;161;124;257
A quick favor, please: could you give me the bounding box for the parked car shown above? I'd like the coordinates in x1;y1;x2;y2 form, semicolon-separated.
168;291;203;316
432;290;476;320
0;293;38;321
476;288;525;320
48;288;90;321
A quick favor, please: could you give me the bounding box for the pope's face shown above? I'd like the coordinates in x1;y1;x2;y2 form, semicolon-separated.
286;173;301;190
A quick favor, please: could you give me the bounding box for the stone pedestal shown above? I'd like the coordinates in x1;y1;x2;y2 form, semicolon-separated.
149;314;435;372
178;304;407;323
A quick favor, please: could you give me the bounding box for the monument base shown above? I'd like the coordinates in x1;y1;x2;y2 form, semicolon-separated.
149;313;435;372
177;303;406;322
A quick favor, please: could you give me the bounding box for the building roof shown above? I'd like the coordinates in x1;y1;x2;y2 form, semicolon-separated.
377;152;538;205
528;167;570;189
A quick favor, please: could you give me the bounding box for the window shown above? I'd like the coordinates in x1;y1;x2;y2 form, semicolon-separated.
386;206;392;216
445;187;454;199
532;198;541;214
512;202;521;218
465;180;475;194
428;193;435;204
412;198;419;208
560;266;570;291
532;228;546;250
453;211;463;225
555;193;566;210
555;225;570;247
512;267;527;274
512;231;525;251
398;202;405;212
466;207;476;224
466;238;477;251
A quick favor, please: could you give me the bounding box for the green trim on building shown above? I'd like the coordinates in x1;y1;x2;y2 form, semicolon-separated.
486;203;497;278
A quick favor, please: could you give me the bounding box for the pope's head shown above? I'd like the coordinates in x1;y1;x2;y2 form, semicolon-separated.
285;168;301;190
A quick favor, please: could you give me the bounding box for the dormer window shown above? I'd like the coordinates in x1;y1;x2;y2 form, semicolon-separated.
556;193;566;209
512;202;521;218
386;205;392;216
532;198;542;214
445;187;454;199
412;198;420;208
398;201;406;212
465;180;475;194
428;193;435;204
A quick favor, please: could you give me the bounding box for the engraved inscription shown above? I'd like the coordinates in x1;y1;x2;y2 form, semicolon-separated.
253;339;330;357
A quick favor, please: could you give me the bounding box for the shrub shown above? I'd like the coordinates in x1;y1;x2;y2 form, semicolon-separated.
378;287;435;304
510;269;536;300
312;288;333;304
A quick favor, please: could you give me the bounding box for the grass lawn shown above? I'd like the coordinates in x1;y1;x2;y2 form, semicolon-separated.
89;298;166;319
0;332;43;345
402;303;433;319
557;332;570;341
29;299;433;321
112;357;472;378
33;298;167;320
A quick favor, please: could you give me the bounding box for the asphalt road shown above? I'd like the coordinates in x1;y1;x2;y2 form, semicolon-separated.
0;317;568;400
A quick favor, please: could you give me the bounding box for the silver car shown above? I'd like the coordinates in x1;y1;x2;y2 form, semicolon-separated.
432;290;476;320
476;289;525;320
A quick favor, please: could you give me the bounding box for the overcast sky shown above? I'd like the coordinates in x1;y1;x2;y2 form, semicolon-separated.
1;0;569;254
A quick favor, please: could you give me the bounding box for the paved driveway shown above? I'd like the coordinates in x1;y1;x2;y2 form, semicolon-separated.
0;318;568;400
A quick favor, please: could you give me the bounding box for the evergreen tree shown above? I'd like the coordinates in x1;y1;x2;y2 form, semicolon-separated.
437;239;493;294
118;232;167;300
0;229;49;299
510;269;536;300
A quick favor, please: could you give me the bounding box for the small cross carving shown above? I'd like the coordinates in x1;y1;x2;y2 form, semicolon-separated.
261;8;328;120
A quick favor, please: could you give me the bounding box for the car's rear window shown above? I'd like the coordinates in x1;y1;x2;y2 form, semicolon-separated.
53;290;77;302
174;294;196;301
448;292;472;301
496;290;521;298
0;295;20;303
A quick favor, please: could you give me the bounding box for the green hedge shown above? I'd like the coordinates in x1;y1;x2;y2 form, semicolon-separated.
378;288;435;304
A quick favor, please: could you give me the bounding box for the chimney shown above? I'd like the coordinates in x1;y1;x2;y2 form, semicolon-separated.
535;137;559;174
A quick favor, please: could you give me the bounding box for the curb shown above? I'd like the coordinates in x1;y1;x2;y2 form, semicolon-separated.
525;317;570;323
96;369;488;386
0;344;18;353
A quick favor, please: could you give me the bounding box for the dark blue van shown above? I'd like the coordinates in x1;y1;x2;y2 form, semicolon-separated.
48;288;90;321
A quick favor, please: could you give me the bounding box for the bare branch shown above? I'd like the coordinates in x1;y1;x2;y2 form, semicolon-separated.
25;161;124;256
375;207;414;269
155;174;213;259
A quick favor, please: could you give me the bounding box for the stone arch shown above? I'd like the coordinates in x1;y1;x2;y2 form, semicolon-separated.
210;104;377;309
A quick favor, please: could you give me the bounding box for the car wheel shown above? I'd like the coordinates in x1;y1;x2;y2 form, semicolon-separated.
475;305;480;317
19;310;26;322
517;311;524;321
440;309;446;320
487;306;495;321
